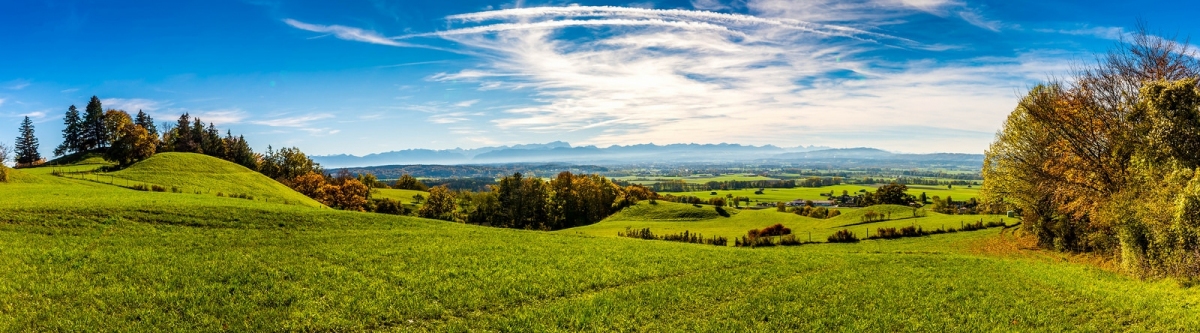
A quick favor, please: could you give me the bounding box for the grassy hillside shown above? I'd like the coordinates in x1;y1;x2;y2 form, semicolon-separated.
0;161;1196;331
372;188;428;204
604;201;734;221
108;153;323;208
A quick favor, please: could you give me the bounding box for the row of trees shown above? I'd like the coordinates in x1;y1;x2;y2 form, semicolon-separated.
417;172;655;230
981;26;1200;279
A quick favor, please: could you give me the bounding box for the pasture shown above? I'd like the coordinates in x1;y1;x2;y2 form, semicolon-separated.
0;156;1196;331
667;184;981;203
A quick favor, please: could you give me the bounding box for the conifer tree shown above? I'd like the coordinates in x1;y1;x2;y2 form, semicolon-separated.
82;96;107;150
55;105;83;156
14;116;40;166
134;110;157;138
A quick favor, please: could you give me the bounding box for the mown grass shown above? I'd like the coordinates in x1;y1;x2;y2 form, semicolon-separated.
0;157;1196;331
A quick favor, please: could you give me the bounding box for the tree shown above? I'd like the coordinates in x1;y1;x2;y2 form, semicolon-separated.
134;110;157;139
224;132;258;170
875;182;914;205
418;185;458;221
393;174;428;191
289;171;330;204
82;96;107;150
55;105;83;156
104;110;133;144
202;122;225;158
412;193;425;204
14;116;41;166
0;141;10;166
106;122;156;166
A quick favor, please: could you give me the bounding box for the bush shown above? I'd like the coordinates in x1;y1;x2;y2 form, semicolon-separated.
131;184;150;191
618;227;726;246
828;229;860;243
153;185;168;192
372;198;412;216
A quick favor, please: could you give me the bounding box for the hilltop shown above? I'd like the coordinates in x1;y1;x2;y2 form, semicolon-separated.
109;153;324;208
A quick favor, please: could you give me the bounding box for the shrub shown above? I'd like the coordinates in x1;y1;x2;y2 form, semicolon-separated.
618;228;726;246
131;184;150;191
216;192;225;197
372;198;412;216
828;229;860;243
170;186;180;193
153;185;168;192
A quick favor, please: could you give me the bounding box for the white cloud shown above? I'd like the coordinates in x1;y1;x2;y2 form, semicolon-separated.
302;4;1066;152
103;98;166;112
454;99;480;108
956;8;1002;32
6;80;31;90
284;19;411;47
1039;26;1129;41
252;113;335;127
189;109;248;125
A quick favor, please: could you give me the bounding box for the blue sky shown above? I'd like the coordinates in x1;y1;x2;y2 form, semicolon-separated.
0;0;1196;157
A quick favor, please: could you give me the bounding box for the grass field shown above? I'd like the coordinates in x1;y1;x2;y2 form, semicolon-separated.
667;184;981;203
371;188;429;204
1;154;1197;331
564;202;1009;242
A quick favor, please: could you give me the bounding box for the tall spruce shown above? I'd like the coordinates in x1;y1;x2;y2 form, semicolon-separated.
82;96;107;150
134;110;157;138
55;105;83;156
14;116;40;166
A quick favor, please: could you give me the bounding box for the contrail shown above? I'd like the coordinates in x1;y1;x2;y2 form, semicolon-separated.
395;19;746;40
446;6;914;44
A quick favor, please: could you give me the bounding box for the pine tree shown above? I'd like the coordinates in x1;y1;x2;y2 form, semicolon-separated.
82;96;107;150
14;116;40;166
203;122;225;158
55;105;83;156
135;110;157;138
190;118;206;154
171;113;197;153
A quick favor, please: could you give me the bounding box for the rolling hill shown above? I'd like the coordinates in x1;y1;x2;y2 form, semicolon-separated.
109;153;324;208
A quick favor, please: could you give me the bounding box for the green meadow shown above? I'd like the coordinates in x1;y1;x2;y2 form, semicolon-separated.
667;184;981;203
1;155;1197;331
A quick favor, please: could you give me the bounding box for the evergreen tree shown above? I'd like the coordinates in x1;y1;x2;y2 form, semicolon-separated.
203;122;225;158
190;118;206;154
170;113;198;153
82;96;107;150
55;105;83;156
14;116;40;166
134;110;157;139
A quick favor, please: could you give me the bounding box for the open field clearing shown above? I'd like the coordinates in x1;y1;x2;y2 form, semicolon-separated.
1;159;1197;331
563;202;1009;242
666;185;981;203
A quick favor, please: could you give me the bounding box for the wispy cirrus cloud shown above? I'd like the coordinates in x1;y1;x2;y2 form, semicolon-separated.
103;98;166;112
284;19;411;47
285;2;1064;152
251;113;335;127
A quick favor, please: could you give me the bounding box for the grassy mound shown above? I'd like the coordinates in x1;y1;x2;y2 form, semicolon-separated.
0;167;40;184
111;153;322;208
605;201;736;221
45;151;112;166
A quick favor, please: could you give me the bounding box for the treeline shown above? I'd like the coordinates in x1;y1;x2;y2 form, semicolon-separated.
646;178;844;192
416;172;656;230
338;163;609;179
982;27;1200;279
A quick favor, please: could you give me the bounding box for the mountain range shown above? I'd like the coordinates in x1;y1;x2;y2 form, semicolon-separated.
312;143;983;168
